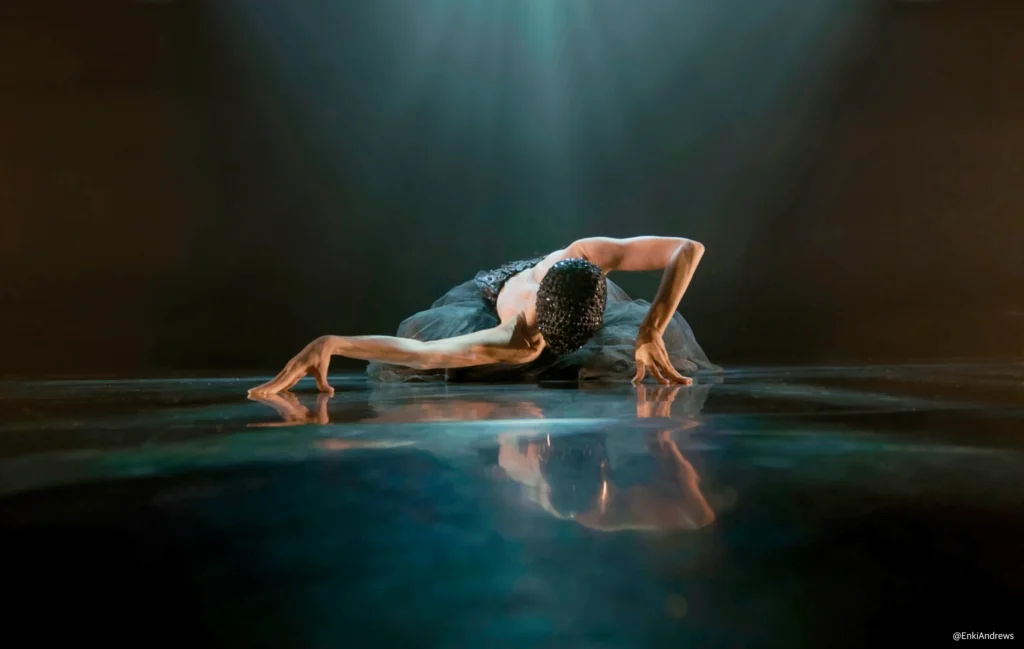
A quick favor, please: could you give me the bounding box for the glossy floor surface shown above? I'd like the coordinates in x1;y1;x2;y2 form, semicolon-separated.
1;364;1022;648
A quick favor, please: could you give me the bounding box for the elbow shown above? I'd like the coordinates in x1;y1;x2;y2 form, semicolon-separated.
410;351;445;371
681;239;704;260
407;340;440;370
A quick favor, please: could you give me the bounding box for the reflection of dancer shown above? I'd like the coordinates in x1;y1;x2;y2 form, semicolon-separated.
497;385;715;531
251;236;718;396
248;387;716;528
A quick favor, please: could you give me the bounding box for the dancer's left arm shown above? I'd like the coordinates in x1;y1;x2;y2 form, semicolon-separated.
565;236;705;384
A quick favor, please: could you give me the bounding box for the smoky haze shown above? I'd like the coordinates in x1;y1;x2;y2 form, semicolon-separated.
0;0;1020;377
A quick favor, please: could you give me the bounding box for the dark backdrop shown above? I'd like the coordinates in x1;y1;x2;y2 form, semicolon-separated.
1;0;1021;378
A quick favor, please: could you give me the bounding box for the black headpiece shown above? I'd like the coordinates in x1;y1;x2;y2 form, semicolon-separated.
536;258;607;355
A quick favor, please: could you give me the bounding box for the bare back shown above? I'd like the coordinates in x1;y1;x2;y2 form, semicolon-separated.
494;249;576;351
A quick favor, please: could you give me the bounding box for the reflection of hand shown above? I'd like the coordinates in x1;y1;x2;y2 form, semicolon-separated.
636;385;701;442
636;384;681;419
248;392;331;427
633;327;692;385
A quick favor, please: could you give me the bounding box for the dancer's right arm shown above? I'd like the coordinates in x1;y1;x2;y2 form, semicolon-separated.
248;318;542;396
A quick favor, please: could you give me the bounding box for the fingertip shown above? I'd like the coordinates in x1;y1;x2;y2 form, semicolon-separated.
316;378;334;394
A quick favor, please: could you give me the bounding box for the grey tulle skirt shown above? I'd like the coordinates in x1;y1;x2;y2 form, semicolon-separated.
367;277;720;382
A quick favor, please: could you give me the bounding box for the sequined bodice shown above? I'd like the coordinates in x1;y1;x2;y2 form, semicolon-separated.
473;256;546;309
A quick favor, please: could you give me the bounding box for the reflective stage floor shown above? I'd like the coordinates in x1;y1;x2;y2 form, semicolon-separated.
1;364;1022;648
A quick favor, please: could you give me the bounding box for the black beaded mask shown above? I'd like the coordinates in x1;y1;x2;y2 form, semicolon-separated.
536;258;607;355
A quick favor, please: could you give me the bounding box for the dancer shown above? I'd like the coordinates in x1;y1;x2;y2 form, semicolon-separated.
250;236;718;395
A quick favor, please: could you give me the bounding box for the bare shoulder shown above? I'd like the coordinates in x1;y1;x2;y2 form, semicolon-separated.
529;238;629;281
556;236;703;273
528;235;700;280
530;246;577;282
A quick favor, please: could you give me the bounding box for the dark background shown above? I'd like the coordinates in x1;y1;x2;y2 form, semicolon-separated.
1;0;1021;378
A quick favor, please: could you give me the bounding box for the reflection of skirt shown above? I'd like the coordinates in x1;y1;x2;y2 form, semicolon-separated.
367;276;721;383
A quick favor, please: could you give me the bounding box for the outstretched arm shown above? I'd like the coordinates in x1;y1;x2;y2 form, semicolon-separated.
565;236;705;384
249;319;541;396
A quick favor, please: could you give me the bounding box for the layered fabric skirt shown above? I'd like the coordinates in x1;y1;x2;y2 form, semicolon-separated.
367;275;720;383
